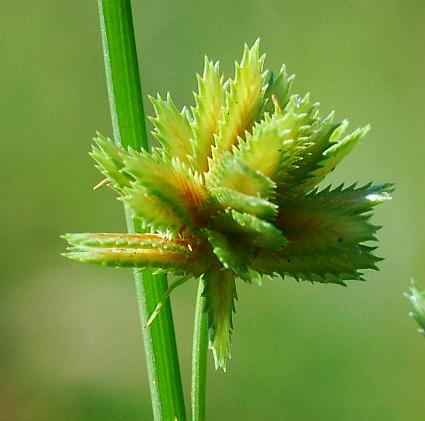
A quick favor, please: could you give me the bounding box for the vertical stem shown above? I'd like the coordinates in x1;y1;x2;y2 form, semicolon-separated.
191;279;209;421
97;1;186;420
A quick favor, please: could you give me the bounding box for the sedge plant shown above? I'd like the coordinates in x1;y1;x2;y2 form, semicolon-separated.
63;2;392;419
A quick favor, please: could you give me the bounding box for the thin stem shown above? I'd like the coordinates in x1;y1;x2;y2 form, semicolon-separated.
191;279;209;421
97;1;186;420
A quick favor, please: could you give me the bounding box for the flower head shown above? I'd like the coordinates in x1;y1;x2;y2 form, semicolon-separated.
63;40;392;369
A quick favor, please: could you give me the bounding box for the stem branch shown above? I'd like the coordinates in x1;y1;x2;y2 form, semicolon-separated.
97;1;186;419
191;279;208;421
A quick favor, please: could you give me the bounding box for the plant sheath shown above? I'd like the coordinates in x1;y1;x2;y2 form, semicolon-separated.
97;1;186;419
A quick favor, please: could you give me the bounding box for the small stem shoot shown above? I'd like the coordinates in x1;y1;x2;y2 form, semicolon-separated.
191;278;209;421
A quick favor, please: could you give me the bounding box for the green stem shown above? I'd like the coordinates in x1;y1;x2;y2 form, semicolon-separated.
191;279;208;421
97;1;186;420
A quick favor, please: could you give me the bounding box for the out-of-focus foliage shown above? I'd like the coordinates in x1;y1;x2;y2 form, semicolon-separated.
406;281;425;336
1;0;425;420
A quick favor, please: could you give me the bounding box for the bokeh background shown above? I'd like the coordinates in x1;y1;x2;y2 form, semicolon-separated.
1;0;425;420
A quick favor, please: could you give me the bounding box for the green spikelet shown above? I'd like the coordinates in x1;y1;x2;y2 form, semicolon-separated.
63;41;392;370
211;40;267;160
207;150;276;199
210;187;278;221
121;184;186;233
252;184;392;283
149;93;194;165
203;228;250;281
91;134;133;191
261;65;294;115
122;148;209;229
203;268;237;370
63;233;198;273
63;232;190;252
234;114;292;182
312;124;370;181
190;58;224;173
213;209;287;250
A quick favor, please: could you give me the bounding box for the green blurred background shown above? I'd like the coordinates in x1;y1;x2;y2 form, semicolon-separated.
1;0;424;420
